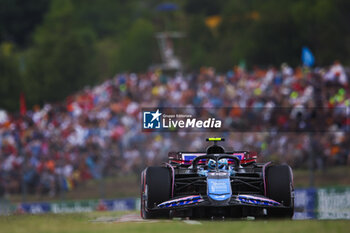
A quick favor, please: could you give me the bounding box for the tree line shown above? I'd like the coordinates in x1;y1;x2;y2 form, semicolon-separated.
1;0;349;111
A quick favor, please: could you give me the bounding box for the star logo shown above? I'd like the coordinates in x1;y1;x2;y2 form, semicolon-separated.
143;109;162;129
150;109;162;123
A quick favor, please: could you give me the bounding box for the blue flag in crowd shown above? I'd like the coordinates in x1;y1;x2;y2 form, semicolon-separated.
302;46;315;67
156;3;179;11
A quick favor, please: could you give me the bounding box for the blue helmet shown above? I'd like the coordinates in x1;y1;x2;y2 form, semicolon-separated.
208;159;228;170
218;159;228;170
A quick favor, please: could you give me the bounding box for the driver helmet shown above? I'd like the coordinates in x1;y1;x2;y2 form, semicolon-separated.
218;159;228;170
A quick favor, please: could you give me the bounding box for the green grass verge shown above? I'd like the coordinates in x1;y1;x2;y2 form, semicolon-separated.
0;211;349;233
293;166;350;188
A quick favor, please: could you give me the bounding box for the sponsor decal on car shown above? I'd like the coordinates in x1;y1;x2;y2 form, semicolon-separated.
236;195;280;206
157;195;204;208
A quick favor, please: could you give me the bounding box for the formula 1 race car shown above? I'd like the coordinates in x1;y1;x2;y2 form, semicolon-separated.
141;138;294;219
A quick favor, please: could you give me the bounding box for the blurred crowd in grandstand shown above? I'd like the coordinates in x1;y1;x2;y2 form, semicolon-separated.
1;61;350;197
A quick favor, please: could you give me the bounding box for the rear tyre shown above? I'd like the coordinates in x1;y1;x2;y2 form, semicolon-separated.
265;164;294;218
141;166;171;219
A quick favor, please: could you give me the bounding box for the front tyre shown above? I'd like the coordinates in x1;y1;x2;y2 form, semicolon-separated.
265;164;294;218
141;166;171;219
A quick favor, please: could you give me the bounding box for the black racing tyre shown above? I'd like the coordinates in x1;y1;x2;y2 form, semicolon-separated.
265;164;294;218
141;166;171;219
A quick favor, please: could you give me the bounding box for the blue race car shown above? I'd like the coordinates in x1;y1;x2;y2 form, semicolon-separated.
141;138;294;219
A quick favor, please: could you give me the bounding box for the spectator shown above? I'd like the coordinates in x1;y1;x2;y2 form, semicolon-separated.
0;63;349;196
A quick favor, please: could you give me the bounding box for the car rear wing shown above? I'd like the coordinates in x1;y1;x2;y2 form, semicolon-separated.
168;151;258;165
